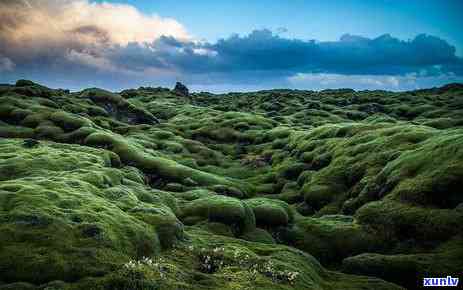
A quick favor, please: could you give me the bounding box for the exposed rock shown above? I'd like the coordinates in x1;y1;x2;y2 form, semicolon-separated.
173;81;189;97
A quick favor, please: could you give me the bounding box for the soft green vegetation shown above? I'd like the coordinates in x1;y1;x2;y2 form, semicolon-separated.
0;80;462;289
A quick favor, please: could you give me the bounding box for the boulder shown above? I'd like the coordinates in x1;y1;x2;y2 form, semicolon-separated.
173;82;189;97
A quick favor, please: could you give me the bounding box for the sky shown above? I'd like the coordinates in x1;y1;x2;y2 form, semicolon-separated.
0;0;462;92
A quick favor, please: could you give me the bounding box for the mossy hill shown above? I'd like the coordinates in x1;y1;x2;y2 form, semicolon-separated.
1;80;462;290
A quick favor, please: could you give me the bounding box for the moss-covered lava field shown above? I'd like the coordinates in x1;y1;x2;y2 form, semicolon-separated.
0;80;462;289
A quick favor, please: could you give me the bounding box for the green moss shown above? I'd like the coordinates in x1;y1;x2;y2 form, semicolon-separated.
277;215;381;265
1;81;462;289
244;198;293;227
210;184;245;199
0;125;34;138
376;130;463;208
302;184;337;211
84;132;245;188
80;88;159;125
49;111;91;131
342;238;463;289
181;195;255;234
277;162;307;180
240;228;276;244
15;80;37;87
0;139;182;284
355;199;462;243
197;221;235;237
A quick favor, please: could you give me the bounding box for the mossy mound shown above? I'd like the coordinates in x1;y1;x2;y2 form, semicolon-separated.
277;215;381;265
180;195;256;235
83;132;247;189
32;228;402;290
374;129;463;208
355;199;462;245
0;139;183;284
244;198;294;227
80;88;159;125
342;237;463;289
240;228;276;244
0;95;95;142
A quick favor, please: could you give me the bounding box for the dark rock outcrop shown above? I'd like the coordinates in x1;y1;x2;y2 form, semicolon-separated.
173;82;189;97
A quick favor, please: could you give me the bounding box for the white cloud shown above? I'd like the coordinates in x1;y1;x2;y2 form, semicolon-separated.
60;1;190;45
386;76;399;87
192;48;218;57
0;56;14;72
287;72;463;91
0;0;191;67
288;73;405;90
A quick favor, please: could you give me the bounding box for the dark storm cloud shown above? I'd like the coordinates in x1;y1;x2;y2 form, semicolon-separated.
87;29;462;80
145;30;462;75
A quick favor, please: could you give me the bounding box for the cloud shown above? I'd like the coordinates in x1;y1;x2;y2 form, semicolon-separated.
0;0;189;69
201;30;461;75
288;73;404;90
65;50;124;73
276;27;289;34
0;56;15;72
100;29;462;78
0;0;189;45
287;72;463;91
0;1;462;91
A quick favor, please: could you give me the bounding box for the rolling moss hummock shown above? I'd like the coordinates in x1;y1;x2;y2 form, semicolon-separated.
1;80;462;289
0;140;184;285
